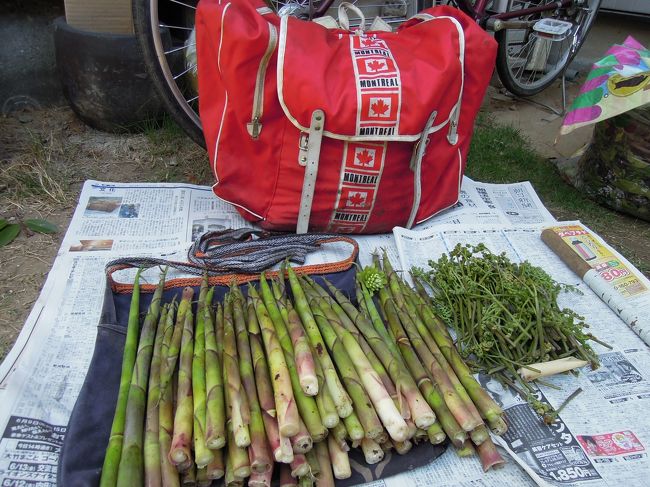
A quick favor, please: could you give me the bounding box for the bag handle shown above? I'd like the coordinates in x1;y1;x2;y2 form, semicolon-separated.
105;229;359;293
338;2;366;32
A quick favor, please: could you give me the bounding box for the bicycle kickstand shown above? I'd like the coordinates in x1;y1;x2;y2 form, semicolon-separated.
514;70;568;117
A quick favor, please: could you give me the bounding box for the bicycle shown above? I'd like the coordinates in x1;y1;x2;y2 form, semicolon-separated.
133;0;601;147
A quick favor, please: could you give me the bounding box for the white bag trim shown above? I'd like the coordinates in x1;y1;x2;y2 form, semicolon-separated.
406;110;438;228
247;23;279;139
325;140;388;233
212;2;268;221
276;14;466;142
212;2;233;182
210;184;266;220
349;35;403;137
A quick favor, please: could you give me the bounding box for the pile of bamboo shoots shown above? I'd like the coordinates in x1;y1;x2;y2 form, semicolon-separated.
99;256;507;487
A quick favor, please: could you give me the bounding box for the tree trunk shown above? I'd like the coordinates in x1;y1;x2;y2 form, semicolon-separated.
575;103;650;222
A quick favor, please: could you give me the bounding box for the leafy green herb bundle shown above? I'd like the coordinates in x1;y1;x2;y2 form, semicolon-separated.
414;243;604;388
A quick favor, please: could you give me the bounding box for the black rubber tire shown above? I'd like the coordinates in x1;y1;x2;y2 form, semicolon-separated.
495;0;601;97
132;0;206;147
53;17;165;132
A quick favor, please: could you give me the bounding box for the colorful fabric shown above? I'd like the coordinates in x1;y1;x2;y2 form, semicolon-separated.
561;36;650;135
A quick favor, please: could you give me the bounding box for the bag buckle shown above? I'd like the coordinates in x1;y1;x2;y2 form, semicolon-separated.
247;117;262;139
298;134;309;166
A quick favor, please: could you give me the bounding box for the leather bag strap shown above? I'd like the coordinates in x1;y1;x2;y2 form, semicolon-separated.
297;109;326;234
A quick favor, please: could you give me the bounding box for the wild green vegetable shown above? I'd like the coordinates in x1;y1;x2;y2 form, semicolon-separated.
100;269;142;487
100;262;512;482
192;278;214;468
356;265;386;295
414;243;607;400
116;269;166;486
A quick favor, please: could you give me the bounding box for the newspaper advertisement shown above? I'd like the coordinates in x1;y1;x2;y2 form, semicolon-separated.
393;223;650;486
541;223;650;346
481;375;601;485
0;178;640;486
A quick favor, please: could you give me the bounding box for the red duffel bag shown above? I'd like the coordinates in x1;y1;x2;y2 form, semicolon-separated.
196;0;496;233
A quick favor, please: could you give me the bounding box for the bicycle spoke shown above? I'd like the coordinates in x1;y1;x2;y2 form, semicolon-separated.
187;95;199;103
527;46;542;82
165;43;196;55
513;38;533;81
160;23;194;31
168;0;197;9
526;63;537;85
173;63;197;79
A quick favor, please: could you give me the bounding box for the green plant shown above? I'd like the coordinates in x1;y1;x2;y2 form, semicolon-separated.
0;218;59;247
141;115;211;185
468;114;650;276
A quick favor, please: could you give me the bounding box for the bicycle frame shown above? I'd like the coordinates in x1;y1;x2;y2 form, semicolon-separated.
456;0;577;24
312;0;578;28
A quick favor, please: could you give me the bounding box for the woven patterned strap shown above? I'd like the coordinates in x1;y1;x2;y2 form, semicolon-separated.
106;229;358;292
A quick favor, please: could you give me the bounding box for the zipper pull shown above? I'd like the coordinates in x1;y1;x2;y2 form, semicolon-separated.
247;118;262;139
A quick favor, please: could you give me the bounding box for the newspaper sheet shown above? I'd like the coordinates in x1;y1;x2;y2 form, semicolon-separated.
416;177;556;229
541;224;650;346
393;223;650;486
0;177;631;487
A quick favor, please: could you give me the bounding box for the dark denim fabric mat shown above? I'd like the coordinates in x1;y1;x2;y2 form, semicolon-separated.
58;266;446;486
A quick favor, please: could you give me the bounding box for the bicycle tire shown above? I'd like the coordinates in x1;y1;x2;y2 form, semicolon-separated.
495;0;601;97
133;0;206;147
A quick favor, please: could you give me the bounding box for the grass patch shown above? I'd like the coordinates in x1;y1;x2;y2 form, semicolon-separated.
468;115;603;221
467;114;650;274
142;115;211;185
1;131;71;204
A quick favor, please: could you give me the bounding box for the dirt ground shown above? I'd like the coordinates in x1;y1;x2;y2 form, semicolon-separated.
1;99;649;360
0;107;209;357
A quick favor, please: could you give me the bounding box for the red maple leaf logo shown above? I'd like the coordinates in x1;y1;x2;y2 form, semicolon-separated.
347;192;367;208
367;60;386;72
370;99;390;116
361;37;380;47
355;149;374;167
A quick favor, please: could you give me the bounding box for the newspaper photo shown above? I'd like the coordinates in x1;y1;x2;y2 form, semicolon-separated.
585;350;650;404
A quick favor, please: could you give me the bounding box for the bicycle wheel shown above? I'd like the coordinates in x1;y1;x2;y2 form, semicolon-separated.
495;0;601;97
133;0;205;147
